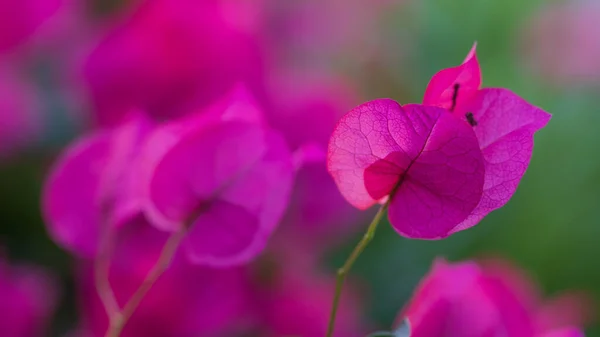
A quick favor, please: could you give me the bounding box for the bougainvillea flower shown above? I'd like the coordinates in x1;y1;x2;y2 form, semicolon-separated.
0;255;58;337
393;259;589;337
83;0;264;126
144;87;294;267
328;100;485;238
328;45;550;238
0;0;60;53
77;220;252;337
42;112;153;256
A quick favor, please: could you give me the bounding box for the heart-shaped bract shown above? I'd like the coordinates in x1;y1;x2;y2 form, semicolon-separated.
328;44;551;238
422;45;551;233
328;100;485;238
144;88;294;267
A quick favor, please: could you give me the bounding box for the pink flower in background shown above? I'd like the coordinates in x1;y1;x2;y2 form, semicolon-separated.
0;256;58;337
523;0;600;86
0;64;42;158
327;45;550;239
42;112;153;257
394;259;589;337
0;0;60;53
265;70;366;240
77;220;252;337
83;0;264;126
247;236;369;337
144;87;294;267
44;85;293;267
260;270;367;337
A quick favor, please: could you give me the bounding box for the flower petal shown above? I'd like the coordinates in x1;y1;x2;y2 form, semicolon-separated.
387;105;485;239
42;132;112;257
423;43;481;112
147;122;293;266
451;88;551;234
328;100;484;238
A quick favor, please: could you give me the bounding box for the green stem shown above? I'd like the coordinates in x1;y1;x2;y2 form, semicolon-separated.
326;202;389;337
104;228;187;337
95;227;120;319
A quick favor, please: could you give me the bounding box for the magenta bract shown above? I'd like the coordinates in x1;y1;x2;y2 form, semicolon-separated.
83;0;263;125
327;45;550;238
262;271;365;337
0;256;58;337
328;100;485;238
42;112;152;257
396;259;588;337
144;88;294;267
0;0;60;52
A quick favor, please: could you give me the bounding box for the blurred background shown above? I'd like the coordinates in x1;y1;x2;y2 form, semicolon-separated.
1;0;599;335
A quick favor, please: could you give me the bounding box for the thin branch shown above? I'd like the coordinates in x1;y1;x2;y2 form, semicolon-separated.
326;202;389;337
104;228;187;337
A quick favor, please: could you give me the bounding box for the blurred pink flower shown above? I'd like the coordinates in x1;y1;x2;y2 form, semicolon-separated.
0;256;58;337
76;219;253;337
42;112;154;257
143;86;294;267
265;70;367;241
44;86;294;267
83;0;264;126
523;0;600;86
327;45;550;239
0;64;42;158
260;270;366;337
0;0;60;53
394;258;590;337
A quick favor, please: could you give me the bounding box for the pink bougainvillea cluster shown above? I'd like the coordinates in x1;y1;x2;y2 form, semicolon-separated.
0;0;592;336
395;258;590;337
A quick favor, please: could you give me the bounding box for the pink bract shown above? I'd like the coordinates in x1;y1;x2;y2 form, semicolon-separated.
450;88;551;233
266;70;365;240
0;0;60;52
328;45;550;238
396;259;589;337
42;112;153;256
261;270;366;337
83;0;264;125
422;45;551;233
0;256;58;337
423;43;481;112
328;99;485;238
145;89;294;267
